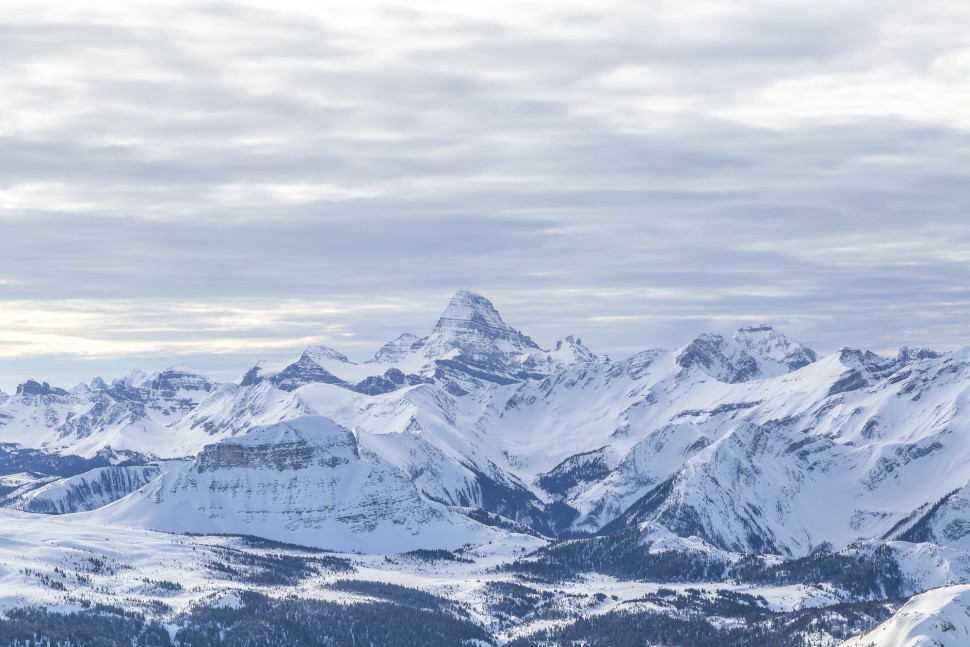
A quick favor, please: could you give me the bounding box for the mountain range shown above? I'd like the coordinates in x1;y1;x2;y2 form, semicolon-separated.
1;289;968;646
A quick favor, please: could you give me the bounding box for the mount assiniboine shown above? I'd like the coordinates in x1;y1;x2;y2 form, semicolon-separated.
1;290;970;646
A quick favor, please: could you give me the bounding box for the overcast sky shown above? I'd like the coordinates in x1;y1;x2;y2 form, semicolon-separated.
2;0;970;391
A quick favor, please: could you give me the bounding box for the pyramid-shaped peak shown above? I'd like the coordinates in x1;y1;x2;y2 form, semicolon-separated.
437;289;507;329
425;290;540;358
301;345;350;364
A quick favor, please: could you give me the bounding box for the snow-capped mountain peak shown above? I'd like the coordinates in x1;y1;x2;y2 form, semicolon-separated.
405;290;604;394
422;289;541;359
15;380;69;398
733;323;818;370
675;325;819;384
435;289;513;332
897;345;943;363
301;345;350;364
369;332;422;363
675;333;774;383
114;368;151;389
239;349;347;392
551;335;600;364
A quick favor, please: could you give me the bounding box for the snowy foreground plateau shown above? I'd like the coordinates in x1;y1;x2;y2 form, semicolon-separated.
2;290;970;645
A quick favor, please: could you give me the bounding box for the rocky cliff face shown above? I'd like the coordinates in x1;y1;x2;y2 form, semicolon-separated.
97;416;498;552
9;464;162;514
674;328;812;383
142;366;216;417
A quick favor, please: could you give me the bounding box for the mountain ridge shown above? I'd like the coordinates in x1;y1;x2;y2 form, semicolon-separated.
2;290;970;645
0;291;967;557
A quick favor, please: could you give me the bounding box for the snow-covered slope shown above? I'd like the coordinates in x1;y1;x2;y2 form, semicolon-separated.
173;380;317;452
94;416;503;552
840;584;970;646
157;321;836;551
590;347;970;555
5;292;970;645
6;464;163;514
4;290;970;565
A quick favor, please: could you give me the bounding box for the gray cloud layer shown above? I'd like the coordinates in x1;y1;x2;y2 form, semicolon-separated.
2;0;970;389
